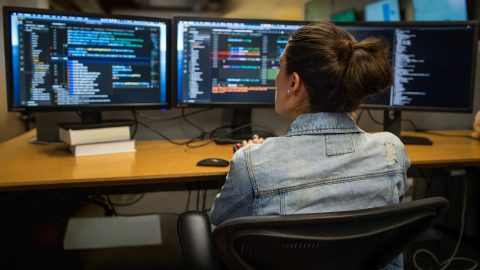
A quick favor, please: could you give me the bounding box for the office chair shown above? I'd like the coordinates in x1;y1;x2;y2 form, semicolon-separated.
177;197;448;270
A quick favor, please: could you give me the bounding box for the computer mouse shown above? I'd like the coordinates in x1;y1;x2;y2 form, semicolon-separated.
196;158;229;167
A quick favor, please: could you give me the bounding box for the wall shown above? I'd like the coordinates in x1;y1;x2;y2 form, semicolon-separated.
0;0;49;143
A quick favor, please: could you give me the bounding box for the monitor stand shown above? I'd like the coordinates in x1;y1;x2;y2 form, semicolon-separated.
214;108;253;144
383;110;432;145
58;111;134;130
231;108;252;140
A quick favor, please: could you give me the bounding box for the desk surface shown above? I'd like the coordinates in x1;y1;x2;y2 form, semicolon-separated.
1;130;479;191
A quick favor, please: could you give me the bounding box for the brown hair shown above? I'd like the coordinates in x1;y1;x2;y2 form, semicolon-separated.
285;23;393;112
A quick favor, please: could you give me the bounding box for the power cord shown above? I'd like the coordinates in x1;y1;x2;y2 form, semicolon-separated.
354;109;364;125
135;109;213;147
201;189;208;212
135;108;212;122
402;118;418;131
366;110;419;130
136;120;202;146
367;109;384;125
181;108;208;136
412;174;478;270
107;194;145;207
415;130;476;140
210;123;276;143
185;190;192;211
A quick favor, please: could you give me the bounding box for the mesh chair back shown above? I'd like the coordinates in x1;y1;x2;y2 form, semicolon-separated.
212;197;448;270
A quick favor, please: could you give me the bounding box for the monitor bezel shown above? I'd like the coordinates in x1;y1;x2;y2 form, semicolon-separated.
335;21;478;113
173;16;308;108
3;6;172;112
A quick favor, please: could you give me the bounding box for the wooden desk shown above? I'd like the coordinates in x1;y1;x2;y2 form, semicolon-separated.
1;130;479;191
0;130;232;191
403;130;480;166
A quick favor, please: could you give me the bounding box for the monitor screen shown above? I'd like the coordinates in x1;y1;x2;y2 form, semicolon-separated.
331;9;357;22
413;0;467;21
364;0;401;22
3;7;170;111
174;17;305;107
337;22;478;112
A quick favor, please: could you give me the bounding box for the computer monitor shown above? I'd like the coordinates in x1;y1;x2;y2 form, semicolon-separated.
174;16;305;141
174;16;305;108
413;0;467;21
3;7;170;123
364;0;401;22
337;21;478;144
331;9;357;22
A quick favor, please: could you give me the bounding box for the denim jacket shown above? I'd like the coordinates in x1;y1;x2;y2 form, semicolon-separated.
210;112;410;269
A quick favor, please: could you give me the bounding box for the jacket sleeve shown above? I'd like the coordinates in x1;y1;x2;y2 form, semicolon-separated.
210;147;255;227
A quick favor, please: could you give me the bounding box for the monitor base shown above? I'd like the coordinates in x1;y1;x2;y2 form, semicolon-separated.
400;136;433;145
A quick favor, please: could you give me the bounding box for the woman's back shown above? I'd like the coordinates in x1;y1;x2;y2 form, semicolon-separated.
210;112;409;225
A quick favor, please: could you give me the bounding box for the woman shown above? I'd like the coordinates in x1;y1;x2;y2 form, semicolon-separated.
210;23;410;269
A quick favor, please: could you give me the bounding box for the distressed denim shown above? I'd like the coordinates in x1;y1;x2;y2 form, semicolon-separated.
210;112;410;270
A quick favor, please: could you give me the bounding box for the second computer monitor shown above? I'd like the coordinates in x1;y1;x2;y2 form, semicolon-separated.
338;21;478;112
174;17;305;107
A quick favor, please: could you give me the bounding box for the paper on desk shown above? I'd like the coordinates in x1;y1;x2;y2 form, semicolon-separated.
63;215;161;250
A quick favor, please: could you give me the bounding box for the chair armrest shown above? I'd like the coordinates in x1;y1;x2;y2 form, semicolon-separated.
177;211;222;270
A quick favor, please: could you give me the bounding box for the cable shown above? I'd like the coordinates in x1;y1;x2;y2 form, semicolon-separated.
137;120;202;146
85;195;116;216
105;195;118;216
355;109;364;125
211;123;276;142
135;108;212;122
418;168;433;197
367;109;384;125
416;130;476;140
402;118;418;131
182;108;208;135
185;189;191;211
107;194;145;207
185;139;215;148
201;189;207;212
412;175;478;270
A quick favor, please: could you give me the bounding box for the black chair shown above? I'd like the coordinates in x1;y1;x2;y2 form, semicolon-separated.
177;197;448;270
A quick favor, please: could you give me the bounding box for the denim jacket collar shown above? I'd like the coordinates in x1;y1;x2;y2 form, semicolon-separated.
286;112;363;136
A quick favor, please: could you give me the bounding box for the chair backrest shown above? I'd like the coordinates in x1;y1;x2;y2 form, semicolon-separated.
212;197;449;270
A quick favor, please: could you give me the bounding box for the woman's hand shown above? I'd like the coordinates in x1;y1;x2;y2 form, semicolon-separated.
242;134;264;147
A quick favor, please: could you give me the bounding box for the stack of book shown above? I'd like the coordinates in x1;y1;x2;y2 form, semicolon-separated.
58;124;135;157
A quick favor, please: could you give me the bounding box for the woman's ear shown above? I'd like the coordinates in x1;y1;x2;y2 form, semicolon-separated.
289;72;302;94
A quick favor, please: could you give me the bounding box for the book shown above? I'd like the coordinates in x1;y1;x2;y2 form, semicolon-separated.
70;140;136;157
59;125;131;145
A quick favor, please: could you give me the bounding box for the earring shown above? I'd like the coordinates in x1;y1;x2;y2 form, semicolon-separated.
287;88;291;96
